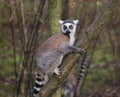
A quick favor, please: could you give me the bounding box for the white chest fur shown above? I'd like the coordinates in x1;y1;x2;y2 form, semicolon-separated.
69;34;75;46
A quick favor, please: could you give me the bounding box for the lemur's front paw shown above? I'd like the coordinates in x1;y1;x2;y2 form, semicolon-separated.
54;67;62;75
78;48;86;54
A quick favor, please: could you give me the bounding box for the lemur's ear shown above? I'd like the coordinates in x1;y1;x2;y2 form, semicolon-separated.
73;20;79;24
59;20;64;24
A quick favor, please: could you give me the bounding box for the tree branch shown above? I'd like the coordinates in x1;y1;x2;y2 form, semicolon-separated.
40;54;81;97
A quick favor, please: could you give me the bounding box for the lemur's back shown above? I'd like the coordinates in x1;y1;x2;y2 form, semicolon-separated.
36;32;70;73
37;32;69;56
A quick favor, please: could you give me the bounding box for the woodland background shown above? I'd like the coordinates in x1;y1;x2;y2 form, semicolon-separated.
0;0;120;97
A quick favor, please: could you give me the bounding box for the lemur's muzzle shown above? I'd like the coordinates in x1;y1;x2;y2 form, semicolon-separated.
66;30;71;35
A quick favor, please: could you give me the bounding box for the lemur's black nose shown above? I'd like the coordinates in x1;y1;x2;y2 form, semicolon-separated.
66;30;70;35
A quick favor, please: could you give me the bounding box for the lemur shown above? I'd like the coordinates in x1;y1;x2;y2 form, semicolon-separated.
33;20;86;97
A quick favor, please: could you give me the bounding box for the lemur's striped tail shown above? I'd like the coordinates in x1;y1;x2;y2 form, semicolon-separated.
33;73;45;97
74;52;87;97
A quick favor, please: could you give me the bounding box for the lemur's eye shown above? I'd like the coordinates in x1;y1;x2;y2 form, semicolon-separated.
63;25;67;30
69;25;73;30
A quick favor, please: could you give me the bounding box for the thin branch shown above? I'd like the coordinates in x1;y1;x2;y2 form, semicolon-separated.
27;0;46;52
26;0;36;26
14;0;25;51
8;0;17;97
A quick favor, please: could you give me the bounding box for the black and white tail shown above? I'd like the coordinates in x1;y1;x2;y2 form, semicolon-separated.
33;73;45;97
74;52;87;97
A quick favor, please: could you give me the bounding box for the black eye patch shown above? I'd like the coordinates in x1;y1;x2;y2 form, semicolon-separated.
69;25;73;30
63;25;67;30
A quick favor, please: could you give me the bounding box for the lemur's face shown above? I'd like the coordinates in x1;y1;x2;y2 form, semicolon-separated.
59;20;79;36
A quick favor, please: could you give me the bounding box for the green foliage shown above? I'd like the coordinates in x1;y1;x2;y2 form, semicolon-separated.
82;66;116;93
0;57;14;76
92;49;114;64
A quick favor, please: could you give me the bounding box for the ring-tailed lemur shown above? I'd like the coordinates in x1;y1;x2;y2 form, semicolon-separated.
33;20;86;97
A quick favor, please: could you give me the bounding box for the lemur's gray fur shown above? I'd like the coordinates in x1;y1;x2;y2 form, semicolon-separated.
33;20;86;97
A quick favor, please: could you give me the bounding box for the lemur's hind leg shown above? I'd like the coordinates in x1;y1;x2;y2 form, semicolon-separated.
54;54;63;75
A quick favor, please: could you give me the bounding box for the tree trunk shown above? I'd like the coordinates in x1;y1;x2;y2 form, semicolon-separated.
48;0;61;97
61;0;69;20
48;0;61;34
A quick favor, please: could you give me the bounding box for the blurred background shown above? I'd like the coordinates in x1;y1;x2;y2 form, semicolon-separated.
0;0;120;97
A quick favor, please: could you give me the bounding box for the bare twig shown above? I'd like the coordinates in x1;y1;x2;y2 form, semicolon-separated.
14;0;25;51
